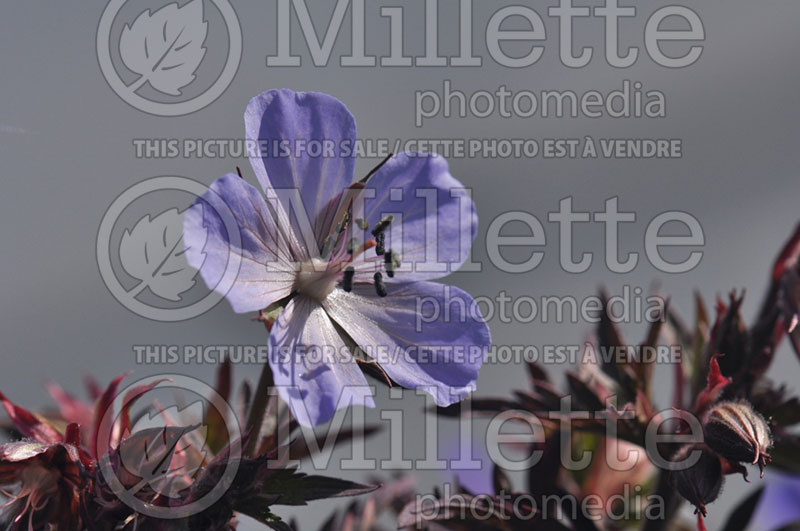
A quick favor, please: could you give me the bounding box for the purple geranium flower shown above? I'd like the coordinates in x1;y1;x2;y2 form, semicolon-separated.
183;89;490;426
752;473;800;530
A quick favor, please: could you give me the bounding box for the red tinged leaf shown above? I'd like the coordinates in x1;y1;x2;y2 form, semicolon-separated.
707;292;748;379
84;375;104;401
205;361;232;454
91;373;129;458
772;222;800;281
695;354;732;413
46;381;94;427
782;272;800;362
707;354;729;391
64;423;81;446
63;422;95;470
114;425;201;494
0;390;60;444
118;378;172;439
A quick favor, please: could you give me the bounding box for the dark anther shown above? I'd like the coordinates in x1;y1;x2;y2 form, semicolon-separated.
355;218;369;231
371;215;394;237
373;271;387;297
343;267;355;292
236;166;243;178
385;249;395;278
375;232;386;256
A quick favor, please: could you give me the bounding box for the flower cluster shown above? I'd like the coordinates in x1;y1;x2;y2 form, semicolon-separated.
0;362;378;530
3;90;799;530
404;224;800;531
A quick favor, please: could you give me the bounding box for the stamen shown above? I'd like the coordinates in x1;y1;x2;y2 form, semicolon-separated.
374;271;387;297
384;249;395;278
371;215;394;237
375;232;385;256
343;267;355;292
350;239;377;261
392;252;402;269
320;234;335;259
331;240;376;272
359;153;394;184
236;166;243;178
346;238;358;255
337;210;351;233
321;184;362;260
355;218;369;231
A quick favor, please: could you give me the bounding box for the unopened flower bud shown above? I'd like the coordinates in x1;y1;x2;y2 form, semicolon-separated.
669;445;723;517
703;401;772;476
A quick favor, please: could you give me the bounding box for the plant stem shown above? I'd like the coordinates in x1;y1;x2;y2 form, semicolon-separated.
243;362;274;456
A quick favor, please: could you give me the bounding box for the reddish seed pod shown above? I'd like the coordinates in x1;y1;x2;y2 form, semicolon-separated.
669;445;723;517
703;401;772;476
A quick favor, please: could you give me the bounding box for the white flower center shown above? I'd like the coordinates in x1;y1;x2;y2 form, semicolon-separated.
294;258;338;302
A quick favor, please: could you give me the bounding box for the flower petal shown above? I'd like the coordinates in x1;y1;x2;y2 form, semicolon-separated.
184;173;303;313
324;282;490;406
349;153;477;282
269;296;375;426
245;89;357;250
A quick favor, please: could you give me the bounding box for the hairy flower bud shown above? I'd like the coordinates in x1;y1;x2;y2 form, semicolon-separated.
669;445;723;517
703;401;772;476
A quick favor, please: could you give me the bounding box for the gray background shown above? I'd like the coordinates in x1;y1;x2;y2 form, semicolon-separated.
2;1;800;529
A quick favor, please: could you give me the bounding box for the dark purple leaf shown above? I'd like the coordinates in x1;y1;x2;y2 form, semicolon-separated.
258;468;379;506
720;486;765;531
